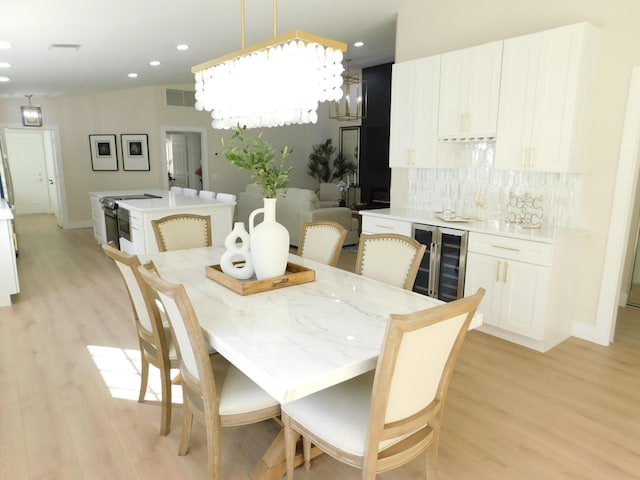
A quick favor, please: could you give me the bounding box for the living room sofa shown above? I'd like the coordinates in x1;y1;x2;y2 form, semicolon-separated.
236;184;359;247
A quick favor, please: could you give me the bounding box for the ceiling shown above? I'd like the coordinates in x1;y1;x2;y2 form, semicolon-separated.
0;0;425;100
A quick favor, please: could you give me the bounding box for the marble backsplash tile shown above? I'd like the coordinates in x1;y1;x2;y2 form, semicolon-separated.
407;144;582;229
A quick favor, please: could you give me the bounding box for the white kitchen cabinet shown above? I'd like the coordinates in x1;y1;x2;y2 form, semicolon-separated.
118;202;234;255
0;211;19;307
438;41;503;139
361;214;412;236
389;55;440;168
90;193;106;244
464;232;575;352
495;22;599;171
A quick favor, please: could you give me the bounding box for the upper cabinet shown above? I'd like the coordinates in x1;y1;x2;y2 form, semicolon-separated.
389;55;440;168
438;41;503;139
495;23;600;171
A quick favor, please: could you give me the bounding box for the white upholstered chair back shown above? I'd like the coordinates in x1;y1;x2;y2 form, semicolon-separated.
151;214;212;252
156;288;200;381
281;288;485;480
297;221;347;267
182;187;198;197
355;233;426;290
199;190;217;200
216;192;237;203
170;186;184;194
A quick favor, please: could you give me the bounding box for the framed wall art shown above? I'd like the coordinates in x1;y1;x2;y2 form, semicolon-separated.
89;134;118;171
121;133;150;171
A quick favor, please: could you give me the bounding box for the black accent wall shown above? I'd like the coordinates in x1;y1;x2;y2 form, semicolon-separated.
359;63;392;208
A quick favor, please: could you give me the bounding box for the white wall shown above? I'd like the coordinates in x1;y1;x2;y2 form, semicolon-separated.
0;84;351;226
394;0;640;331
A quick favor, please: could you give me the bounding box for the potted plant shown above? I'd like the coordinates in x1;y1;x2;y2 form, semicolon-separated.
222;125;292;280
223;124;292;198
307;138;357;184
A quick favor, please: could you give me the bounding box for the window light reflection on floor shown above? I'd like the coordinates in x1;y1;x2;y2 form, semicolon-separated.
87;345;183;404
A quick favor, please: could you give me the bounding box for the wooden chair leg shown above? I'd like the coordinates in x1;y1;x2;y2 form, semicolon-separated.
179;407;194;456
159;366;172;436
283;419;299;480
302;437;311;470
138;355;149;403
205;415;222;480
426;439;439;479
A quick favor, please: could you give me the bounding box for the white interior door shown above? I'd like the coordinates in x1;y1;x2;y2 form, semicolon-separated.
4;130;51;215
167;133;189;187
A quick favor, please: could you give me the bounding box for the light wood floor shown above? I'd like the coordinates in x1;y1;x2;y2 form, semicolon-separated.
2;214;640;479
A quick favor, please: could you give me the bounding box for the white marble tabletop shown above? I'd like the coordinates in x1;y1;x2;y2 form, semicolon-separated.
141;246;481;404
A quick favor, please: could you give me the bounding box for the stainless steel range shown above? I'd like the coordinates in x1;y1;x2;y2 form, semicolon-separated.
100;194;162;248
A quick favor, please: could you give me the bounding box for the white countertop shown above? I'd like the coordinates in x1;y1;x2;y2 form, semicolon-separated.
91;189;234;212
359;207;584;242
0;199;14;220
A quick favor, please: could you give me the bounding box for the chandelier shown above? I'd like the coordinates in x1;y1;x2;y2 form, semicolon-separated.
330;60;367;122
192;0;347;130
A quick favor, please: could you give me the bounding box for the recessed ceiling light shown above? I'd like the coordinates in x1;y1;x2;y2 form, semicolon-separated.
176;44;189;51
0;62;10;68
354;41;364;47
149;60;160;66
0;77;9;82
0;42;12;49
128;73;138;78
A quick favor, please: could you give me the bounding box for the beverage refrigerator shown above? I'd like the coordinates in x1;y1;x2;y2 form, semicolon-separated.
412;224;468;302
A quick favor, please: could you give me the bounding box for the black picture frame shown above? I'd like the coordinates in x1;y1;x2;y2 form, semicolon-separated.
89;134;118;171
121;134;150;171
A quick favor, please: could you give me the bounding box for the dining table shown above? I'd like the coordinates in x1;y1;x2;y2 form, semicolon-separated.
140;245;482;479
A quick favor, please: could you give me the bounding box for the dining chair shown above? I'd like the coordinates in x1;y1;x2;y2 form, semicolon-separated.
297;221;348;267
137;265;281;480
151;213;212;252
101;242;177;435
170;186;184;195
183;187;198;197
355;233;426;290
199;190;217;200
282;288;485;480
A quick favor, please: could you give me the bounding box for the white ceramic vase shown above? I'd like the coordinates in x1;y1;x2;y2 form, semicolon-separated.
249;198;290;280
220;222;254;280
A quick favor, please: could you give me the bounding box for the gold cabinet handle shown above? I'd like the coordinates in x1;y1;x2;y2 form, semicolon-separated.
531;148;536;169
521;148;528;168
503;262;509;284
496;260;502;282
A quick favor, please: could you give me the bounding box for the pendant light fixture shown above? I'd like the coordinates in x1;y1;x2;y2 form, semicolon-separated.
330;59;367;122
192;0;348;130
21;94;43;127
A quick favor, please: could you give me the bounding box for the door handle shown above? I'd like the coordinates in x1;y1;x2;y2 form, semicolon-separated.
48;179;54;184
496;260;502;282
503;262;509;284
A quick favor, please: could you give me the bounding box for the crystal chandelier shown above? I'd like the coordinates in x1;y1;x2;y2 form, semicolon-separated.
192;0;347;130
330;60;367;122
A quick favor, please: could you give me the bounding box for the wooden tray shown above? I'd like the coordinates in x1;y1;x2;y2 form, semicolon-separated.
205;262;315;295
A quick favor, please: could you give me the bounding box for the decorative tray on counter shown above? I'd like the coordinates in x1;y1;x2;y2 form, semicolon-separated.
436;212;476;223
205;262;315;296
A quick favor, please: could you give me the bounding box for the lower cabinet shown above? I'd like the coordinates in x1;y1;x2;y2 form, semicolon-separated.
465;251;549;340
464;232;572;352
90;193;106;244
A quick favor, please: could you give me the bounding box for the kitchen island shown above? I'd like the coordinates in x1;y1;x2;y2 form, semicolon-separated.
90;190;234;255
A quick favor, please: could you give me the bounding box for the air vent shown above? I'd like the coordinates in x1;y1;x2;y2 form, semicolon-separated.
166;89;196;107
